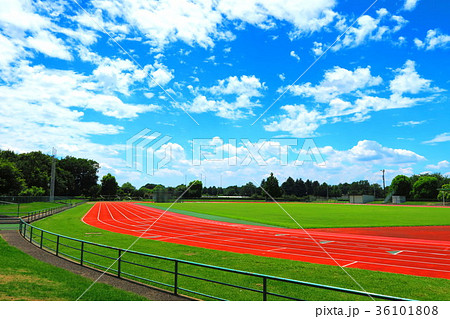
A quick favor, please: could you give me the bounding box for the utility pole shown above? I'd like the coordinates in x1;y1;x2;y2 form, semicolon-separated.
50;148;57;202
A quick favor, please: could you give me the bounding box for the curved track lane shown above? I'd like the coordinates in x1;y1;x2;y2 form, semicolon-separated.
82;202;450;279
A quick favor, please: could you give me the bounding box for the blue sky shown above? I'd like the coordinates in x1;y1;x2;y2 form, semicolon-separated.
0;0;449;188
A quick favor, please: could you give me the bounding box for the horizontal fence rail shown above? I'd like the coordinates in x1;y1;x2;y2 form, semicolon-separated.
19;219;413;301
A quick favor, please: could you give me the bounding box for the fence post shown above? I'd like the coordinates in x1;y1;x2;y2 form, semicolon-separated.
80;242;84;265
263;277;267;301
174;260;179;295
56;236;60;256
118;249;122;278
29;226;33;243
40;230;44;249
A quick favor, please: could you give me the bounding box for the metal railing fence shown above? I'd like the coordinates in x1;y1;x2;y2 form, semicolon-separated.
19;219;413;301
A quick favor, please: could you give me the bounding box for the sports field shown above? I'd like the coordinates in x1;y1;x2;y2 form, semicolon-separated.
33;202;450;300
144;201;450;228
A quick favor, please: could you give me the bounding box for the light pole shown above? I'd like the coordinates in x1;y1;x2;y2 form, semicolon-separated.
380;169;385;195
50;148;56;202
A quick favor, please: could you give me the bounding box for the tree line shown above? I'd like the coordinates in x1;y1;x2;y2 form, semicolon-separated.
1;150;448;201
0;150;99;196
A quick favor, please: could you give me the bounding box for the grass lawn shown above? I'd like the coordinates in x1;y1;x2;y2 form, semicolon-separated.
32;203;450;301
143;202;450;229
0;235;146;301
0;202;67;215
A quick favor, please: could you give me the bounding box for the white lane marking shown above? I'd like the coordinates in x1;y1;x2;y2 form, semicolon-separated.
387;250;403;255
267;247;287;252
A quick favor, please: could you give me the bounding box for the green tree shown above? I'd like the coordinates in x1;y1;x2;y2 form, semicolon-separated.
349;180;371;195
59;156;99;196
412;176;439;200
19;186;45;196
224;185;238;196
304;179;312;195
390;175;412;197
86;184;101;198
294;179;306;197
121;182;136;196
187;180;202;198
261;173;282;198
101;173;118;196
174;184;187;198
0;160;25;195
17;151;52;192
55;167;75;196
135;186;152;198
437;183;450;202
281;177;296;196
240;182;257;196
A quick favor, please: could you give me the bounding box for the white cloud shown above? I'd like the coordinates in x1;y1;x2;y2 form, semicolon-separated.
290;50;300;61
79;0;338;50
148;62;174;88
414;29;450;50
207;75;265;97
217;0;338;37
0;62;160;120
403;0;420;11
426;160;450;170
183;75;266;119
268;60;440;137
423;133;450;144
0;34;26;68
389;60;434;94
188;94;258;120
92;57;139;95
394;120;426;127
285;65;382;103
264;105;323;137
332;9;407;51
0;0;50;32
311;41;324;56
0;0;102;69
278;73;286;81
26;30;72;60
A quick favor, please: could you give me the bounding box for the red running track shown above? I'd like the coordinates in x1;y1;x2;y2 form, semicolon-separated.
82;202;450;279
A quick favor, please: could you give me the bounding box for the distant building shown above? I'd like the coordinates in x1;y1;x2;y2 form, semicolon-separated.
392;196;406;204
349;195;374;204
